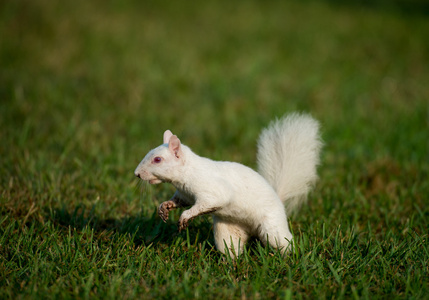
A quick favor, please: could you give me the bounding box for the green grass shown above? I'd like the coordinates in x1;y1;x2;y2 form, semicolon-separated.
1;0;428;298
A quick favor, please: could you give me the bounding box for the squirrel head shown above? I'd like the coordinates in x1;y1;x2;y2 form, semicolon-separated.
134;130;185;184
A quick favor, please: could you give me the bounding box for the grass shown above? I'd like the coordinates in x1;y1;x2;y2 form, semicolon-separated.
1;0;428;298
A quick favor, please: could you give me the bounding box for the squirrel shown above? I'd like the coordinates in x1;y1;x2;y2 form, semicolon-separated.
134;113;322;256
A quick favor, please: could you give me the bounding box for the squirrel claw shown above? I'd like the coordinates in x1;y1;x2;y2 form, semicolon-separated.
158;201;177;223
158;210;169;223
160;215;168;223
158;205;168;222
177;218;189;232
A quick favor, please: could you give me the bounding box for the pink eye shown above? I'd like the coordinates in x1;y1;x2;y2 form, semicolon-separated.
153;157;162;163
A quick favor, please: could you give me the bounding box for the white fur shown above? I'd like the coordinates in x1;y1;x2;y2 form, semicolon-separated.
257;113;322;214
134;113;322;256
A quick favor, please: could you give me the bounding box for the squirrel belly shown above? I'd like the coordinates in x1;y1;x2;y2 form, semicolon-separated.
134;113;322;256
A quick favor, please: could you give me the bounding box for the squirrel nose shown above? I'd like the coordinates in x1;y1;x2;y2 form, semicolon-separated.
135;172;141;178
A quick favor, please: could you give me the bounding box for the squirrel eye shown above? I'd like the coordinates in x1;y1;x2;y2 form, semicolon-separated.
153;157;162;163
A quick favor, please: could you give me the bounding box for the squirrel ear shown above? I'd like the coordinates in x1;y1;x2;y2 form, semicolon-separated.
169;135;182;158
163;130;173;144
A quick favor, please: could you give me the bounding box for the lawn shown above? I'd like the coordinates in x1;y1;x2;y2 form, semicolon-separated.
1;0;428;299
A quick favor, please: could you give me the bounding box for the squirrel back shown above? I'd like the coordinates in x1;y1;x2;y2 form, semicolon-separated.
256;113;322;214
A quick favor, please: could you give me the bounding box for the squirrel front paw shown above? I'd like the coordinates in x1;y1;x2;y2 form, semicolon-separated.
158;200;176;223
178;211;193;232
178;217;189;232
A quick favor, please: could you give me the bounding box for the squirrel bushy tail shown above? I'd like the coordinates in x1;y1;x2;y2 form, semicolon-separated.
257;113;322;214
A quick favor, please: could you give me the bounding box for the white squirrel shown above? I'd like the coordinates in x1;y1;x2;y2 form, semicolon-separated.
134;113;322;256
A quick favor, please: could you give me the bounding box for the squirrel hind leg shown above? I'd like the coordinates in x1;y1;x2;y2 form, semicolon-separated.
213;217;249;258
257;220;293;255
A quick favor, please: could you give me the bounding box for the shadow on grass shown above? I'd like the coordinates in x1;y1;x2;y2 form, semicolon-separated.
46;204;215;249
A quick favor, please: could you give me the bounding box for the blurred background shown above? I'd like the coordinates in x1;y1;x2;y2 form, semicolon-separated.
1;0;428;232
